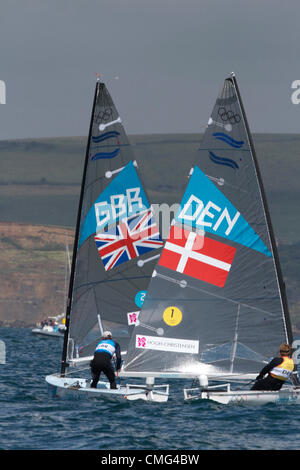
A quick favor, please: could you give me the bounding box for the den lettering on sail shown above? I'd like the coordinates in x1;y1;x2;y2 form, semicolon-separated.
178;194;240;235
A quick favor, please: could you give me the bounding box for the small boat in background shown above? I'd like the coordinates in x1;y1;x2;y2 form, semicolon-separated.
32;233;70;338
32;313;66;338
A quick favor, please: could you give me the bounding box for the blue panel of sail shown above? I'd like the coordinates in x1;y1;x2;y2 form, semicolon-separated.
79;161;150;247
176;165;272;257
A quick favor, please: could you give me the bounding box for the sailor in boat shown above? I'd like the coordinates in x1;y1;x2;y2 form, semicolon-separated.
90;331;122;389
251;344;294;391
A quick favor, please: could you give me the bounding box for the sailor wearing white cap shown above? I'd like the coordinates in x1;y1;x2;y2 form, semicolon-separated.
90;331;122;389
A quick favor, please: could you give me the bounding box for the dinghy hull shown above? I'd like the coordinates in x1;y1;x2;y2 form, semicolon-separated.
184;386;300;405
45;374;168;401
46;374;139;400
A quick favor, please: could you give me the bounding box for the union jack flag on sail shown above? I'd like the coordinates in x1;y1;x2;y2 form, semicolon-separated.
94;209;163;271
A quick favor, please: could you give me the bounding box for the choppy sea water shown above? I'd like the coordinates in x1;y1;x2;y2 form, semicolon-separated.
0;327;300;452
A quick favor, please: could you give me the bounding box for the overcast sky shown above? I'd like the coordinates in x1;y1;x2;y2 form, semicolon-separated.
0;0;300;139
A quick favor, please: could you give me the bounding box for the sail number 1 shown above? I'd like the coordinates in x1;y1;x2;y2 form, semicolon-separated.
163;306;182;326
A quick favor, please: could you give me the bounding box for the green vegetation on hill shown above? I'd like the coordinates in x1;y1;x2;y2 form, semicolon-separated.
0;134;299;328
1;133;300;189
0;133;300;240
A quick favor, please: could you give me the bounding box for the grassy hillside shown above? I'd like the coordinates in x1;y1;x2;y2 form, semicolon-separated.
0;134;299;328
0;222;74;327
1;133;300;190
0;133;299;240
0;221;300;332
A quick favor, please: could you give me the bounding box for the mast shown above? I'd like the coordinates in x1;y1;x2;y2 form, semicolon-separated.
60;81;99;376
230;73;294;348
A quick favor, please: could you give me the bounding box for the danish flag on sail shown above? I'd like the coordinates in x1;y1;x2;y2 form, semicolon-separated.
158;225;236;287
95;209;163;271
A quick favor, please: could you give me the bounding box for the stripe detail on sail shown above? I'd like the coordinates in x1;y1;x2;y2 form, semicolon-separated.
213;132;244;148
92;131;120;143
91;148;120;160
209;151;239;170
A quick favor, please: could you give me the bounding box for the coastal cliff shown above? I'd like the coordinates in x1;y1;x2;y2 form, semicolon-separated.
0;222;73;327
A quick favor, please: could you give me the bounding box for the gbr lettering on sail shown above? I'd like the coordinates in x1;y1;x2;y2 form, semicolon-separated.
178;194;240;235
94;187;144;228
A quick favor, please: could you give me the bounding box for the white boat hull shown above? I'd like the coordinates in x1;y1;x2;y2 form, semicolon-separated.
184;386;300;405
45;374;169;402
32;328;64;338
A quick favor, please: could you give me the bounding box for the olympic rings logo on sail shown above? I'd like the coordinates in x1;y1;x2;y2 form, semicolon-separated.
96;107;113;122
218;107;241;124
